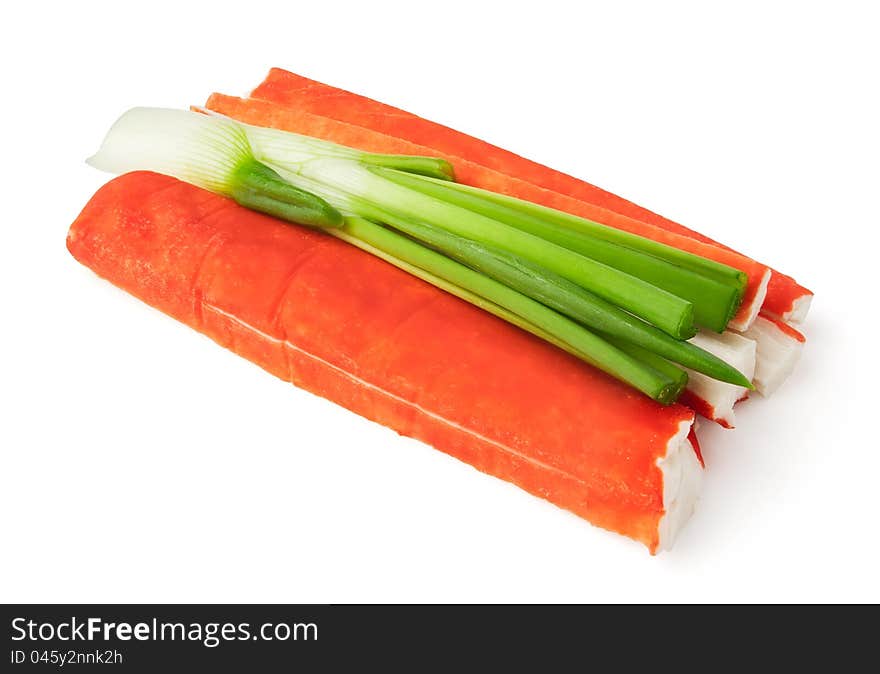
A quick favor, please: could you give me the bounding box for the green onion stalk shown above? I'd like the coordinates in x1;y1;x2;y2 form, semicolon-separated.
376;168;745;332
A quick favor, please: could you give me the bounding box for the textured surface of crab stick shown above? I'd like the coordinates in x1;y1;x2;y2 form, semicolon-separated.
204;94;770;332
740;315;805;396
248;68;812;323
67;171;701;553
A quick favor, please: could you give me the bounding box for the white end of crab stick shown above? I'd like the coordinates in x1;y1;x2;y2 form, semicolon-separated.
680;330;757;428
740;315;805;396
727;268;771;333
760;287;813;325
782;293;813;325
657;419;703;552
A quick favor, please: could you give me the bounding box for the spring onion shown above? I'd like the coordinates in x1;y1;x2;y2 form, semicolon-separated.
87;107;757;402
259;156;695;339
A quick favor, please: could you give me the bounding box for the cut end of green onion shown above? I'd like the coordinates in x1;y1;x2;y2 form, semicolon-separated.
676;303;698;340
724;286;747;329
656;381;686;406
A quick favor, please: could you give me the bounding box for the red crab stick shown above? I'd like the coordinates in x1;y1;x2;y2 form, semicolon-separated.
680;331;757;429
68;171;702;553
741;315;806;396
249;68;812;324
203;94;771;332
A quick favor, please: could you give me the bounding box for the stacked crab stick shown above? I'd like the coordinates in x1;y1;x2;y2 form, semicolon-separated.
67;171;703;553
68;72;813;551
741;316;806;396
201;79;809;426
680;331;757;429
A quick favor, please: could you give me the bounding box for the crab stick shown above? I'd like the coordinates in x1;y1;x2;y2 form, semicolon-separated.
740;315;806;396
679;331;757;429
67;171;703;553
762;273;813;324
202;94;771;332
247;68;812;325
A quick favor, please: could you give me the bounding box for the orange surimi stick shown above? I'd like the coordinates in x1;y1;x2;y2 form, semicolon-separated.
680;331;757;429
67;171;702;553
203;94;771;332
741;315;806;396
762;272;812;323
248;68;812;324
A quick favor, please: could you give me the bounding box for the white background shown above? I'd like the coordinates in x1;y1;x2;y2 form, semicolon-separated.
2;1;877;603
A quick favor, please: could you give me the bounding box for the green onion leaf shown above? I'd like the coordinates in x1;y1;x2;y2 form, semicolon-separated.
374;213;751;386
360;154;455;181
402;173;749;287
376;167;744;332
338;217;683;404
